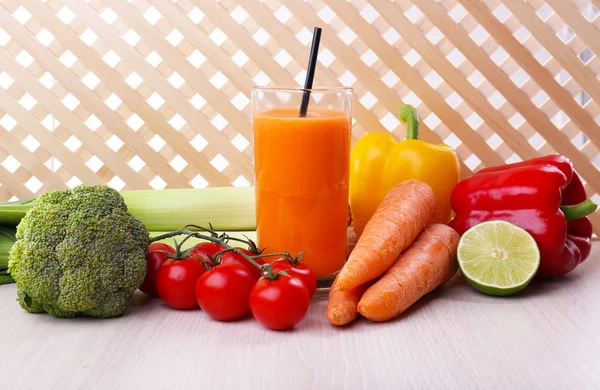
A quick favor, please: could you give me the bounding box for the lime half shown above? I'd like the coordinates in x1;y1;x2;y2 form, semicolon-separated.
457;220;540;296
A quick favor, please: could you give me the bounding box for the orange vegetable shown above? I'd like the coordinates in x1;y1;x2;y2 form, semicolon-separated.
335;180;436;291
326;282;371;326
358;224;459;322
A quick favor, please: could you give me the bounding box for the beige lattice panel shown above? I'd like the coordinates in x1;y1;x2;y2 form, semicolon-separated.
0;0;599;234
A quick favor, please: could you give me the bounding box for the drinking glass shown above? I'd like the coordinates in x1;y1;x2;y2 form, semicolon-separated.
252;87;352;278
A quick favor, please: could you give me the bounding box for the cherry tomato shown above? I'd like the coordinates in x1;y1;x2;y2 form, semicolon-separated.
250;275;310;330
220;248;265;280
156;258;206;310
270;261;317;298
140;243;176;297
195;263;255;321
188;242;227;266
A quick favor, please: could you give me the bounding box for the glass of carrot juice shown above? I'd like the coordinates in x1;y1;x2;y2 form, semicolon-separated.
252;87;352;278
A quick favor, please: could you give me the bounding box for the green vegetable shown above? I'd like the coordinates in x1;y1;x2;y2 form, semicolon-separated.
0;198;36;228
0;227;16;267
8;185;148;318
0;227;16;285
121;187;255;231
0;230;259;286
0;187;256;232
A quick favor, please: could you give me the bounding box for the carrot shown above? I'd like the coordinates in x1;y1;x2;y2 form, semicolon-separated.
357;224;459;322
326;281;371;326
335;180;436;291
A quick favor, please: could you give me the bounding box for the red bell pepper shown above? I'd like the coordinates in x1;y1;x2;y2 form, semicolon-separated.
450;155;597;277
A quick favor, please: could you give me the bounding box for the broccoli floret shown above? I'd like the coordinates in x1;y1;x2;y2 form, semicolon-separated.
8;185;148;318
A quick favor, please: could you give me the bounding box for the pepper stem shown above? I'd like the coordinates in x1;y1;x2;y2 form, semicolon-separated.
560;199;597;221
398;104;419;140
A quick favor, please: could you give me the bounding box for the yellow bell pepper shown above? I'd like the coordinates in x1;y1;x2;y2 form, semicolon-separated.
350;105;460;236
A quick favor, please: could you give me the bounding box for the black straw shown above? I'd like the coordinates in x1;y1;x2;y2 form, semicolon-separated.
299;27;322;117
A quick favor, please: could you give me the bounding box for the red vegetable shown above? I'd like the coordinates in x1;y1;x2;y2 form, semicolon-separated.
195;263;255;321
189;242;226;266
156;257;206;310
450;155;597;277
270;260;317;298
220;248;265;280
250;274;310;330
140;243;175;297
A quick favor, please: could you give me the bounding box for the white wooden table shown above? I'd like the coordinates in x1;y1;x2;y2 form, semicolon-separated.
1;245;599;390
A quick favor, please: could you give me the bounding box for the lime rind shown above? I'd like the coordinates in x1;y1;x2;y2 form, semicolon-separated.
457;220;540;296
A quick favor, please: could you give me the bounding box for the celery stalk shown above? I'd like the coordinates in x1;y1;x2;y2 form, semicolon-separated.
0;199;35;227
0;227;16;268
0;227;16;285
121;187;256;232
0;274;14;285
0;187;256;232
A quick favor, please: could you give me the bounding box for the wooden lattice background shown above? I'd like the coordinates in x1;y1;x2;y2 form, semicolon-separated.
0;0;599;234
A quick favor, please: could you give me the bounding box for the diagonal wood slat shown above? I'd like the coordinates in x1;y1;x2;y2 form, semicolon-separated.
64;0;247;183
461;0;600;150
417;0;600;193
501;0;600;105
231;0;390;139
0;14;151;190
218;0;389;140
0;0;598;235
334;1;505;163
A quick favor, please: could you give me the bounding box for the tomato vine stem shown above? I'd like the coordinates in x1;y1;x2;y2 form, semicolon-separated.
150;227;300;278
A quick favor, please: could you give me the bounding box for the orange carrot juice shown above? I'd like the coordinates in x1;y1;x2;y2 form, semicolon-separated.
253;108;351;277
